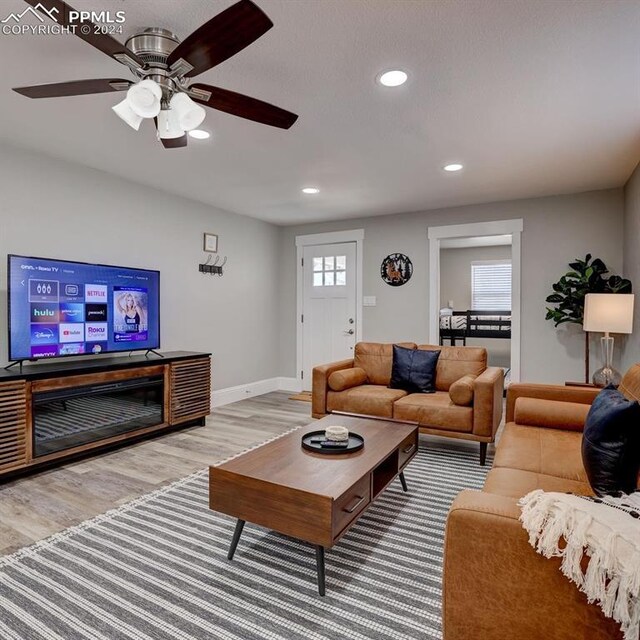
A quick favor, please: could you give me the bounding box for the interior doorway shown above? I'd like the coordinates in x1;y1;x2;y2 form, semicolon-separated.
428;220;523;382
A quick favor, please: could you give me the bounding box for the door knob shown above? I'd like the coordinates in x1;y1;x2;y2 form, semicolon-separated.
345;329;354;335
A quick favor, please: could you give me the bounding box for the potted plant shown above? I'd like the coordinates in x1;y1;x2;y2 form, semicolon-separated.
545;254;632;382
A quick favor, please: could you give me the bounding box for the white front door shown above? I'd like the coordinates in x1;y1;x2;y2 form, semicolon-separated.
302;242;357;388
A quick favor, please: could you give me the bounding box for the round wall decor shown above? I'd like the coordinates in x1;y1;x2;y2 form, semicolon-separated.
381;253;413;286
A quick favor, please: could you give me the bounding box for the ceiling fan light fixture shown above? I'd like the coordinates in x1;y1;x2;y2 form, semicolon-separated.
157;108;184;139
127;79;162;118
112;98;143;130
170;92;206;131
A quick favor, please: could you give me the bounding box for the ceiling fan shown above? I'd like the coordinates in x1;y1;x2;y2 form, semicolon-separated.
12;0;299;148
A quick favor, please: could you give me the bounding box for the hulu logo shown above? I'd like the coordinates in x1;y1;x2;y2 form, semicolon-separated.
33;309;55;317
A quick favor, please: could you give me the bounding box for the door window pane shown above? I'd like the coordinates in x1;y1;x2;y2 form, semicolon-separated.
311;254;348;286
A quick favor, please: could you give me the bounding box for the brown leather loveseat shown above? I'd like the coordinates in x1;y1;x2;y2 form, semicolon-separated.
312;342;504;464
442;366;640;640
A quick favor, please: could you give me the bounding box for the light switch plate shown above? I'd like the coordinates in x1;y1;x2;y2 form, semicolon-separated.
363;296;377;307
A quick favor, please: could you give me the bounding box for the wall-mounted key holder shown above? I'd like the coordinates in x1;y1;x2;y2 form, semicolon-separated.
199;254;226;276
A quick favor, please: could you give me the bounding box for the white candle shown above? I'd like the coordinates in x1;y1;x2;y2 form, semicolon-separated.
325;425;349;441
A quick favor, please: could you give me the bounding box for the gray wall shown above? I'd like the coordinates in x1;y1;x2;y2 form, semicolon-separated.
439;245;511;309
278;189;624;383
440;245;511;369
622;161;640;370
0;144;281;390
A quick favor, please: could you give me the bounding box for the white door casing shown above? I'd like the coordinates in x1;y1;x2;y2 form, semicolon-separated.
296;230;364;391
427;219;523;383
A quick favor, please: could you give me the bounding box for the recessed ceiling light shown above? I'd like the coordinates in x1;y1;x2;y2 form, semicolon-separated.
443;163;464;172
302;187;320;194
378;70;408;87
188;129;210;139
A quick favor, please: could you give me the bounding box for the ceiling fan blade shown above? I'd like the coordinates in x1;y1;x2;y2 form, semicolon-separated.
23;0;143;68
191;83;298;129
167;0;273;78
13;79;132;99
160;135;188;149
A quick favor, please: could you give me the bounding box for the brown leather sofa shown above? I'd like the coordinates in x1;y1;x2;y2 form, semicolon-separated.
443;366;640;640
312;342;504;464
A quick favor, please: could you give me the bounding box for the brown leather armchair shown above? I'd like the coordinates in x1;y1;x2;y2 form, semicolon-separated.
312;342;504;464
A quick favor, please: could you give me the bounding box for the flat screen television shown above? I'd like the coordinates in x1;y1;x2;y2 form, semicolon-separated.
7;254;160;362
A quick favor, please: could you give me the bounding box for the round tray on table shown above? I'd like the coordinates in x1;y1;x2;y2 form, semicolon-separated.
301;430;364;455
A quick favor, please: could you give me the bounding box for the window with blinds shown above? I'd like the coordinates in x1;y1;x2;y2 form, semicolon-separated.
471;261;512;310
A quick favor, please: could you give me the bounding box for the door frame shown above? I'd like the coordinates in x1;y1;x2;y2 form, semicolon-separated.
296;229;364;389
427;219;523;382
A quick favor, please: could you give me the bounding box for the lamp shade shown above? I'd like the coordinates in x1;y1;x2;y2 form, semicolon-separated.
127;79;162;118
112;98;143;130
169;92;206;131
156;109;184;139
583;293;634;334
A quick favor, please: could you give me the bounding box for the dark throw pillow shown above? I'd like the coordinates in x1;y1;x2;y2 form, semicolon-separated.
581;386;640;496
389;345;440;394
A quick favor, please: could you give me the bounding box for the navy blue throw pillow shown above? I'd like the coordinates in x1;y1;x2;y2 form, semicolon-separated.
389;345;440;394
581;386;640;496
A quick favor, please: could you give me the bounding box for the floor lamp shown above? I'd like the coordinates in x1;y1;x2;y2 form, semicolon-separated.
583;293;634;387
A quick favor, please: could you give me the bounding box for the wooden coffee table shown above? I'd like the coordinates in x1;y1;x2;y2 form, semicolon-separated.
209;414;418;595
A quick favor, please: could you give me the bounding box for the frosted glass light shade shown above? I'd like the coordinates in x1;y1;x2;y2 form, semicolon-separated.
127;79;162;118
112;98;143;130
170;92;206;131
156;109;184;139
583;293;634;334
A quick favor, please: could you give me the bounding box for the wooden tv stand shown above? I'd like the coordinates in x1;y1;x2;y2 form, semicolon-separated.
0;351;211;479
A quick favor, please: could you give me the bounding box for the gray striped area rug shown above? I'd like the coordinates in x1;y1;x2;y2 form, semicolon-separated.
0;442;491;640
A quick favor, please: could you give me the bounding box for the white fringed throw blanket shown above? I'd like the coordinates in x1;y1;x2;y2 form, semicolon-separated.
519;490;640;639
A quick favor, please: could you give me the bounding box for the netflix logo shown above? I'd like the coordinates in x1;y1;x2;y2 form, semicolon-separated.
85;284;107;303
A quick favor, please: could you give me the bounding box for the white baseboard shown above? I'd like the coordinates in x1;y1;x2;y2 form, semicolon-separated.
211;376;303;408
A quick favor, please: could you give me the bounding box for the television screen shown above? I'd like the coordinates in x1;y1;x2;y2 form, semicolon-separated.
8;255;160;361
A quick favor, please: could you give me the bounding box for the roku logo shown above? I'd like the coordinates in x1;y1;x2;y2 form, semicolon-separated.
88;326;105;334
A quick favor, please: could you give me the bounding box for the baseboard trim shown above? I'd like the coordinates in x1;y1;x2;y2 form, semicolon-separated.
212;376;303;408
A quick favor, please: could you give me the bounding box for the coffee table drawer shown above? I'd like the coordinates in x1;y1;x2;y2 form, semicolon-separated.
333;475;371;538
399;431;418;468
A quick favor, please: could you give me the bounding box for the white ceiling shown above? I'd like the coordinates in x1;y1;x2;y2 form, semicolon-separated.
1;0;639;225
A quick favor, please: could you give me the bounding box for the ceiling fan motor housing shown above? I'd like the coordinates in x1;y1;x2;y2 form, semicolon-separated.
125;28;188;100
125;28;181;68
